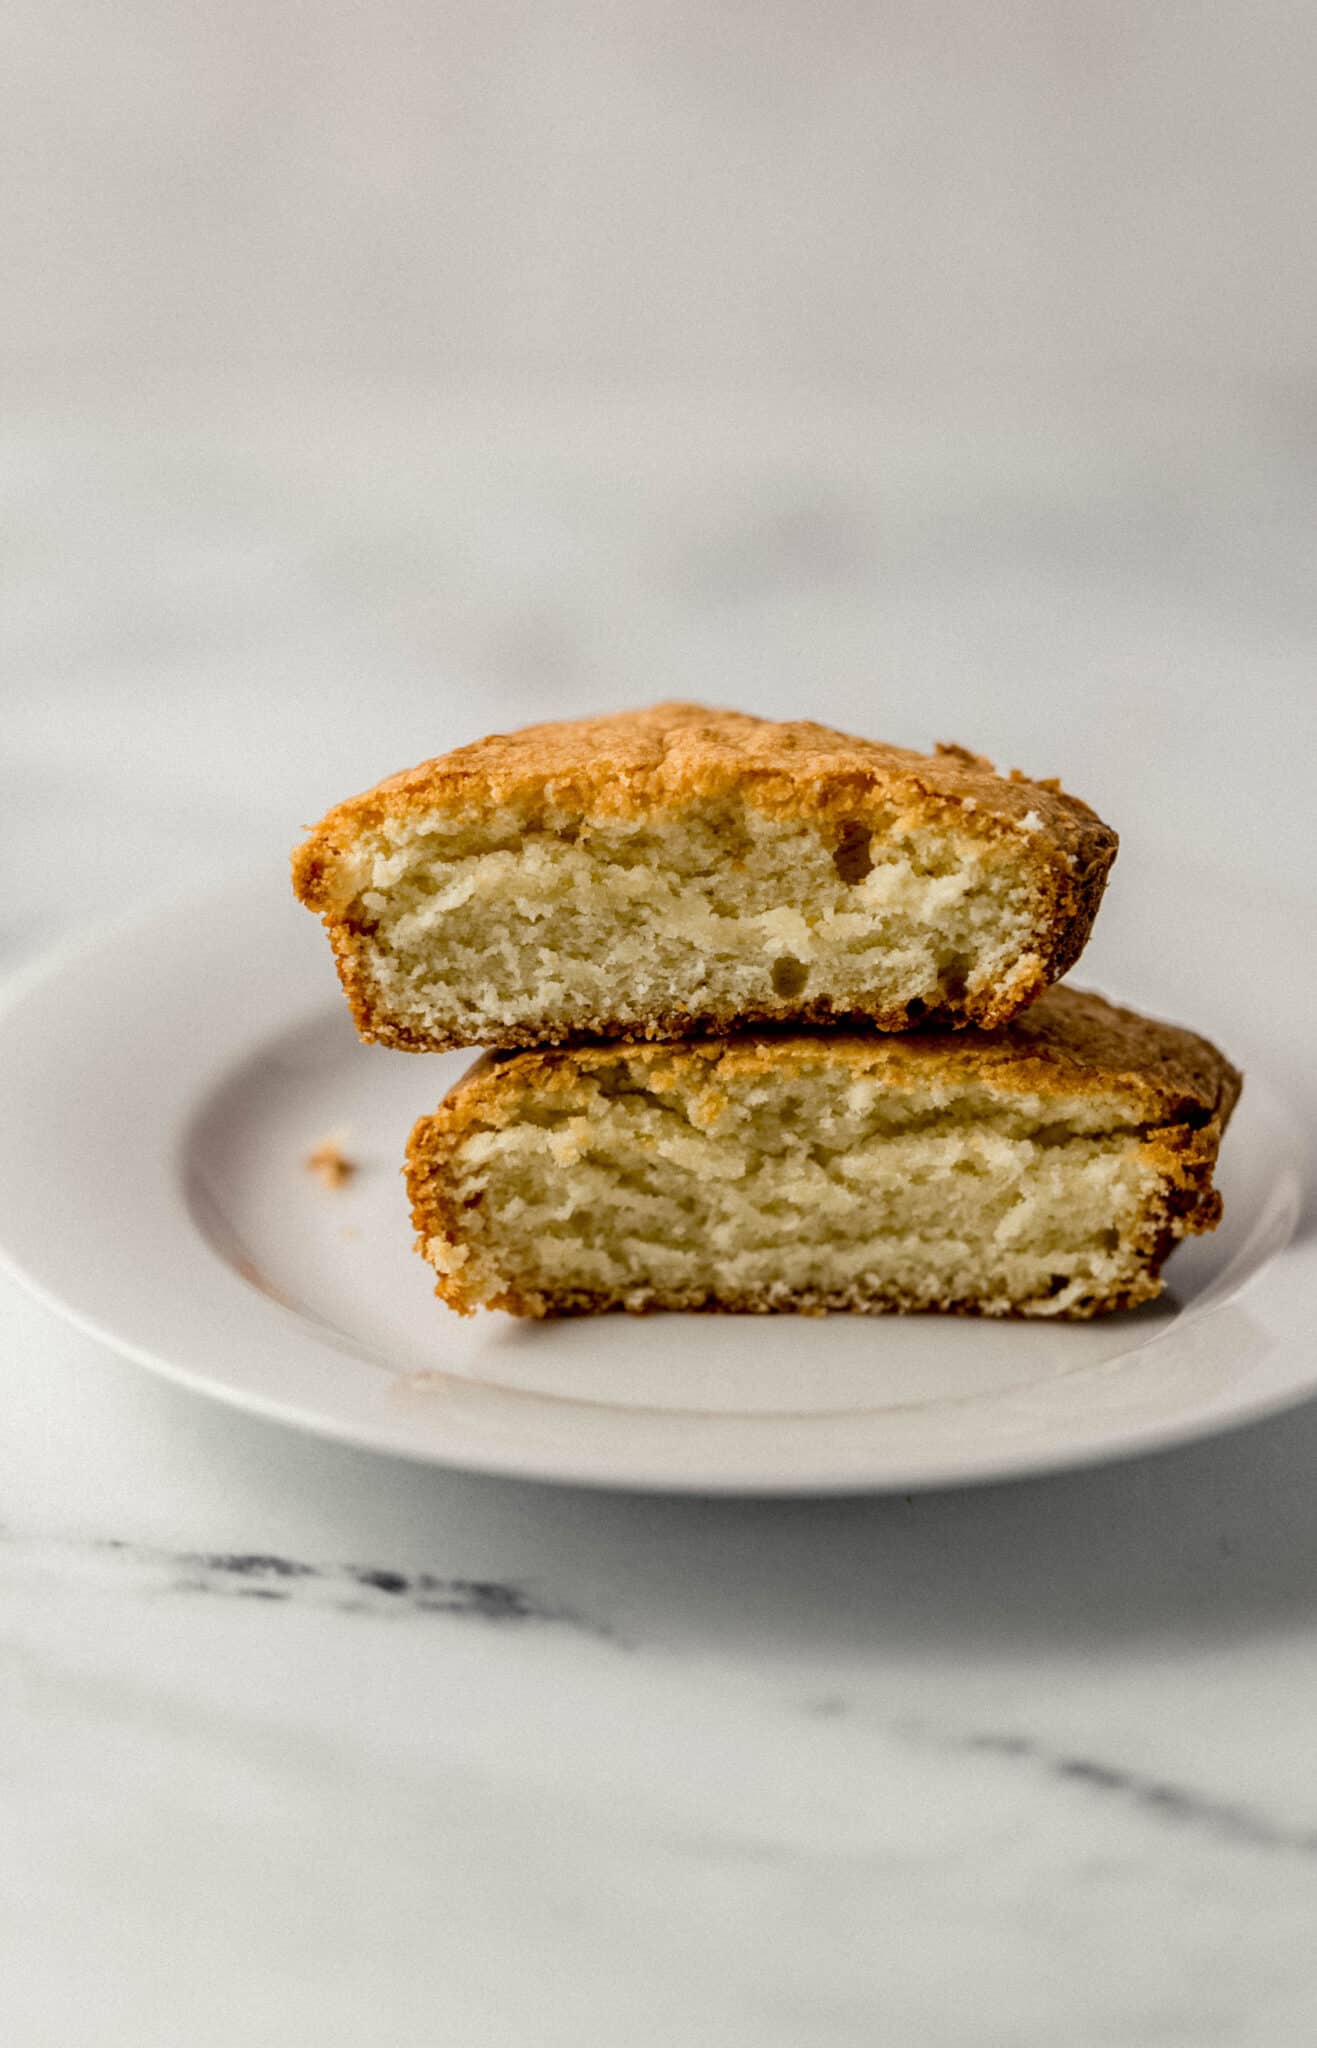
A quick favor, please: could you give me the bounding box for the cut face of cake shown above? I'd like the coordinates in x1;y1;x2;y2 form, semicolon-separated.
405;988;1240;1320
293;703;1117;1051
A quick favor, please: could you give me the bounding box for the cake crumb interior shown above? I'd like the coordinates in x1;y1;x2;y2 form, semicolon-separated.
341;798;1042;1037
418;1056;1162;1318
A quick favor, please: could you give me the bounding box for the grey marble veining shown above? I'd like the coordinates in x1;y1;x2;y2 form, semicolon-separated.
25;1530;619;1638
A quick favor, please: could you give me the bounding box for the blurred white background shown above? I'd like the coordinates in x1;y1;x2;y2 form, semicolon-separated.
4;1;1316;948
7;2;1317;386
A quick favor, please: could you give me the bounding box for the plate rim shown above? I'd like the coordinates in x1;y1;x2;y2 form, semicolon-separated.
0;865;1312;1496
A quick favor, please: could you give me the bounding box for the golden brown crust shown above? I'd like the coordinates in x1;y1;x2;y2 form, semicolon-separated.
347;992;1004;1052
448;1281;1166;1321
405;985;1240;1319
417;985;1240;1130
294;702;1109;869
292;702;1118;1047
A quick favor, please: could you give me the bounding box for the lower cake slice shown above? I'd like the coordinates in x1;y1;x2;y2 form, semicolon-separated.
405;986;1240;1319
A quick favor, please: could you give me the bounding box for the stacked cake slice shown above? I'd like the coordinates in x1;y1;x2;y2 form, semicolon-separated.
294;702;1238;1319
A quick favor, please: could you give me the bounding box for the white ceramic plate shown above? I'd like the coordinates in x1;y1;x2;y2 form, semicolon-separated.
0;863;1309;1494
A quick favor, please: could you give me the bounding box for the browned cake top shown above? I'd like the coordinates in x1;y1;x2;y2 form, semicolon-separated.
438;986;1241;1135
293;701;1116;911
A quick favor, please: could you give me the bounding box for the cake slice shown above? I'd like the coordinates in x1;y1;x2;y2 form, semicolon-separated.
405;987;1239;1319
293;703;1116;1050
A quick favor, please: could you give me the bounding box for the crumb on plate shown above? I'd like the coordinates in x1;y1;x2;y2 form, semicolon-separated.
305;1134;357;1189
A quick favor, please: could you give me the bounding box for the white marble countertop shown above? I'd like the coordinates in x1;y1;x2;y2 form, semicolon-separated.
4;386;1316;2046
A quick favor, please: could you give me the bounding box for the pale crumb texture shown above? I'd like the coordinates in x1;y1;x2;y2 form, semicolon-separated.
293;703;1117;1049
406;988;1240;1321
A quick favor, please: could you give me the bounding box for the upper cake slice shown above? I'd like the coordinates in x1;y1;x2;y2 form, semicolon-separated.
292;702;1117;1051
